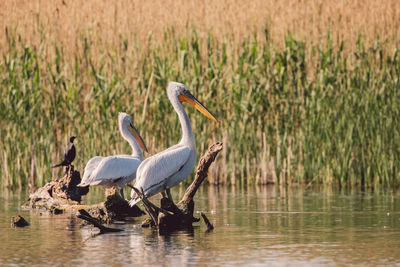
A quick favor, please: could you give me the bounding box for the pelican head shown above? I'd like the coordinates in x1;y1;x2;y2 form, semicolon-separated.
167;82;220;123
118;112;148;153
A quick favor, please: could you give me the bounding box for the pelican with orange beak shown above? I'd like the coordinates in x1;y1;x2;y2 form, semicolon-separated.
78;112;148;199
129;82;219;206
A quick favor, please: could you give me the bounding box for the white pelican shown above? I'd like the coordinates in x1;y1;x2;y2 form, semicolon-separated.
78;112;148;199
129;82;219;206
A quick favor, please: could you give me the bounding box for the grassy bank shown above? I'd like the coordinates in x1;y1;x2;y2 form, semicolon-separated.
1;25;399;189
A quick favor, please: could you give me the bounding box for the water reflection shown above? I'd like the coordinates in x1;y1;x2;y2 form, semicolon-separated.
1;186;400;266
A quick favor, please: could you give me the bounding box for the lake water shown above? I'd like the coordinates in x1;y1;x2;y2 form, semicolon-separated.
1;185;400;266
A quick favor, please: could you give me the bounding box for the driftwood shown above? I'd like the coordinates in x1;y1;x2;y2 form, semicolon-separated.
136;142;223;233
101;188;145;221
77;209;123;234
25;169;89;211
11;215;30;227
23;168;144;222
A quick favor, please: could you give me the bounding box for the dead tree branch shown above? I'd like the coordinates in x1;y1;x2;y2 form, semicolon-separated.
179;142;223;205
77;209;123;234
136;142;223;232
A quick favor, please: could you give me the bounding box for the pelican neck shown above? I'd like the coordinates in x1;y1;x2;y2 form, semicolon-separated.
120;124;144;160
171;95;195;147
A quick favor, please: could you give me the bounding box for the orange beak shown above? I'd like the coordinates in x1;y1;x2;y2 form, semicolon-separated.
129;124;149;153
178;90;220;124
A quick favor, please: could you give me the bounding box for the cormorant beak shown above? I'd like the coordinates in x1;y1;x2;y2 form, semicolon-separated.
129;124;149;153
178;90;220;124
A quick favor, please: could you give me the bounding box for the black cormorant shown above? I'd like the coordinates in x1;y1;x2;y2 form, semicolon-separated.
52;136;76;169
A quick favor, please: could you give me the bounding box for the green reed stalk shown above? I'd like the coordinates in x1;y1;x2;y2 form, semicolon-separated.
1;27;399;189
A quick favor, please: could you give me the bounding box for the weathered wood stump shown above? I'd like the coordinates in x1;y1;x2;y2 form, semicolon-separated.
24;169;144;222
25;169;89;212
100;188;145;221
136;142;222;233
53;167;89;202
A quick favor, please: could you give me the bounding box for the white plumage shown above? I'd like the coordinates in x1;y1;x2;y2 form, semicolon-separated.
78;112;148;199
133;145;191;199
129;82;219;206
82;156;104;180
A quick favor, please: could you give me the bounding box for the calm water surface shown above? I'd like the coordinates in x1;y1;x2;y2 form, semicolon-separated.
1;186;400;266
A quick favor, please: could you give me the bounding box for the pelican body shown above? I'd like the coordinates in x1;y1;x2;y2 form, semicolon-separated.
129;82;219;206
78;113;148;199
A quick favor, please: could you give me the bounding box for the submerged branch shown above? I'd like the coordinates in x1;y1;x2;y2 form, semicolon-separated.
77;209;123;234
200;212;214;232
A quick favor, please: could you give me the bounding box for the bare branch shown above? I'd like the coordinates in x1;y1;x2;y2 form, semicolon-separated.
200;212;214;232
77;209;123;234
180;142;223;204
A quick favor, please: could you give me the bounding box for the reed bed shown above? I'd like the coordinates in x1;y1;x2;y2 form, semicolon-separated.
2;0;400;55
1;0;400;189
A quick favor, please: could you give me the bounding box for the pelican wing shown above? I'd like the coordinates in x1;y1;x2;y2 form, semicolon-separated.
79;156;104;186
134;145;190;194
83;156;104;174
82;155;141;186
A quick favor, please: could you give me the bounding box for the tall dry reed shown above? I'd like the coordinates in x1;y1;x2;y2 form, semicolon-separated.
1;0;400;189
1;0;399;55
